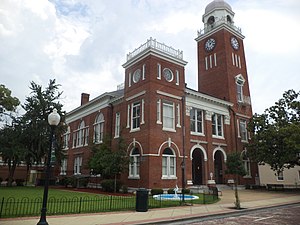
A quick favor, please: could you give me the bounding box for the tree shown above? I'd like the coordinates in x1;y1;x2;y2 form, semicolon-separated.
226;152;246;209
89;135;128;192
0;84;20;120
21;79;66;170
247;90;300;175
0;119;27;186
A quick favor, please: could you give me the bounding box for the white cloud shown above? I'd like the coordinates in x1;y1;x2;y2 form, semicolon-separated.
0;0;299;115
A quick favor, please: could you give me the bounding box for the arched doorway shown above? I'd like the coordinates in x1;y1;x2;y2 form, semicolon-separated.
214;151;223;184
192;149;204;185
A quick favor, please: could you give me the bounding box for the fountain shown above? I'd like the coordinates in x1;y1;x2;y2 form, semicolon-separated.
153;185;199;201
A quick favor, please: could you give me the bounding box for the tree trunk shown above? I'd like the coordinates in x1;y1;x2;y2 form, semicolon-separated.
8;160;16;187
234;176;241;209
114;174;117;193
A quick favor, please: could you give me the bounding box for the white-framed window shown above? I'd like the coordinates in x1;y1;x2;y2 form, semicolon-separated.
163;101;175;131
131;102;141;131
190;108;204;134
212;114;223;137
74;156;82;175
60;158;67;175
157;99;162;124
157;63;161;79
235;75;245;103
127;105;130;128
162;148;176;179
74;121;89;147
62;126;70;149
241;150;251;177
128;72;132;87
142;64;146;80
176;104;181;127
277;171;284;181
175;70;179;85
129;148;140;179
94;113;104;144
239;119;248;142
115;112;120;138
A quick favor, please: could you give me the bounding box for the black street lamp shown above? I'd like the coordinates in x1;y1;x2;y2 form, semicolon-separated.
37;108;60;225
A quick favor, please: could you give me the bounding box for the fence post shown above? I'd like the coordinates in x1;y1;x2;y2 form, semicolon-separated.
109;195;113;211
78;197;82;214
0;197;4;218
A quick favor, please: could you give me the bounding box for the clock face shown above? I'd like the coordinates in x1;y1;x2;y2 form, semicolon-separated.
231;37;239;50
163;68;173;82
133;69;141;83
205;38;216;52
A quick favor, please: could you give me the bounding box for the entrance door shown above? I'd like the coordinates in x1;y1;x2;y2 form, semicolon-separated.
192;149;203;185
214;151;223;184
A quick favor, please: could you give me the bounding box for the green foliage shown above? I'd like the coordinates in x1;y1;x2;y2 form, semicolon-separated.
21;79;66;164
89;135;128;179
101;179;122;192
150;189;163;195
167;188;175;194
247;89;300;173
0;84;20;118
225;152;246;177
121;185;128;194
225;152;246;209
0;120;27;186
182;188;191;194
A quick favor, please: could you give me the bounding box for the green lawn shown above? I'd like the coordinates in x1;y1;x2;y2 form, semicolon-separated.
0;186;101;199
0;187;218;218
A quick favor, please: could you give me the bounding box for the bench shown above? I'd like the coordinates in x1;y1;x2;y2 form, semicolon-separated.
266;184;284;191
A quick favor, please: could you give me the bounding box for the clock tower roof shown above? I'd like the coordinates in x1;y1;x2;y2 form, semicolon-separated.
205;0;232;14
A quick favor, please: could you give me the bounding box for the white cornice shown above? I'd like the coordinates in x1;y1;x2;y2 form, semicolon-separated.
123;49;188;69
185;88;233;107
126;90;146;101
157;90;182;100
195;24;245;42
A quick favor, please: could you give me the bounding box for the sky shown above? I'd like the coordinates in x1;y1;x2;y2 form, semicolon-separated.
1;0;300;116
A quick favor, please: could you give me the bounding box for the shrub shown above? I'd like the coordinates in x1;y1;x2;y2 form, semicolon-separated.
101;179;122;192
64;176;77;188
151;188;163;195
15;179;25;186
79;178;89;188
167;188;175;194
121;185;128;194
58;177;68;186
182;188;190;194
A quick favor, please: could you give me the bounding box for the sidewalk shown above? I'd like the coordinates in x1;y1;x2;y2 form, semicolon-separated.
1;189;300;225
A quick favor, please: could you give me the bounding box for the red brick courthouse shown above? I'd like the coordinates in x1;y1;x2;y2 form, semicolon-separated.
61;0;258;190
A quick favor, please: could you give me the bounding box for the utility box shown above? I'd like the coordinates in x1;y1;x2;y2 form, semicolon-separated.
135;188;148;212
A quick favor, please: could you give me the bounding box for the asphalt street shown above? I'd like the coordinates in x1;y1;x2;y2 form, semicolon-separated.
160;203;300;225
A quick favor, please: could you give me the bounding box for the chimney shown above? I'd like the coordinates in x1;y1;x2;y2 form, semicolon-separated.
81;93;90;106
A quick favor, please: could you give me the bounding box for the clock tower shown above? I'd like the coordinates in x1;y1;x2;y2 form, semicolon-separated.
196;0;252;116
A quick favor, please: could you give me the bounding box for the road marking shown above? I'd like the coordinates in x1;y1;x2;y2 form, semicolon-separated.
254;216;274;221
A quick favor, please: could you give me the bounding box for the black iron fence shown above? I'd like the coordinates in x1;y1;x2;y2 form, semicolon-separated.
0;192;218;218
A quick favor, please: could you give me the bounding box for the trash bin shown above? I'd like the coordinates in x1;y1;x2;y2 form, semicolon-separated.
136;188;148;212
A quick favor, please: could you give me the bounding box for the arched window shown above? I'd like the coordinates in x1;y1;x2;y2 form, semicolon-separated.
94;113;104;143
77;121;86;146
208;16;215;25
227;15;232;23
162;148;176;178
73;120;89;147
129;148;140;178
62;126;70;149
235;74;245;103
